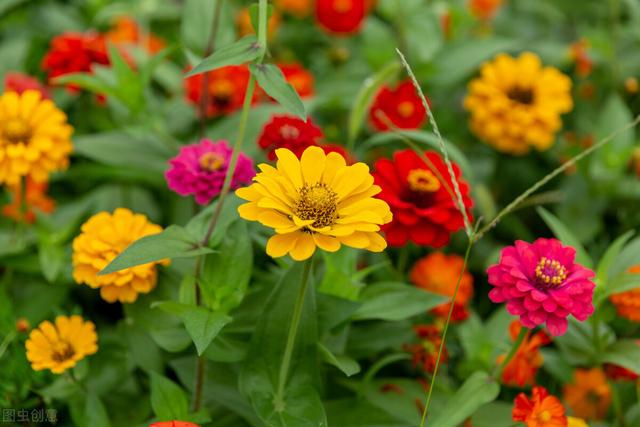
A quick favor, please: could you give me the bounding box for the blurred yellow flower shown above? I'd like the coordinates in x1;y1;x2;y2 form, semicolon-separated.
72;208;168;303
236;146;392;261
464;52;573;155
0;90;73;184
568;417;589;427
25;315;98;374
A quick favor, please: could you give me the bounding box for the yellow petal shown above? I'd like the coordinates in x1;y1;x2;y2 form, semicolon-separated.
300;146;326;184
289;232;316;261
258;211;294;229
266;233;299;258
275;148;303;189
322;151;347;184
313;234;341;252
338;231;371;249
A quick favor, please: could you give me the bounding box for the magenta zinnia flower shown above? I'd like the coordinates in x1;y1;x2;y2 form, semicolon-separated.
487;238;595;336
166;139;255;205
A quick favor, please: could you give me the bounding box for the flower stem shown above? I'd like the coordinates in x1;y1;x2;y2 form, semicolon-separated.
493;326;528;380
419;239;473;427
274;259;313;410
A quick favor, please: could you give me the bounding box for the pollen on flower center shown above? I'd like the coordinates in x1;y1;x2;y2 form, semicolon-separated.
333;0;354;12
199;152;225;172
506;86;535;105
538;410;552;422
51;341;75;363
295;182;338;229
2;118;31;144
397;101;415;118
535;257;567;286
408;169;441;193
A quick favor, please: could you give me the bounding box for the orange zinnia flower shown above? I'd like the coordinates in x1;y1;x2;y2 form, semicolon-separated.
106;17;166;54
563;368;611;420
610;265;640;322
404;325;447;373
513;386;567;427
469;0;503;20
275;0;313;18
497;321;551;387
278;62;315;98
410;252;474;322
2;177;55;223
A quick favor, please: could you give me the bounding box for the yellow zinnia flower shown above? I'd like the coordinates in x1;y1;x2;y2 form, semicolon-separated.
25;315;98;374
464;52;573;155
0;90;73;184
568;417;589;427
236;146;392;261
72;208;168;303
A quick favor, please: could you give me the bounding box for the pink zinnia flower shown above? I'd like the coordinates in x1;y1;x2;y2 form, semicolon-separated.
487;238;595;336
166;139;255;205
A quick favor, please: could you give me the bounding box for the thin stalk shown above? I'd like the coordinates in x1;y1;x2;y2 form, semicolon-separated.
274;259;313;409
473;114;640;242
396;48;473;238
198;0;225;138
493;326;528;380
0;331;16;360
419;239;473;427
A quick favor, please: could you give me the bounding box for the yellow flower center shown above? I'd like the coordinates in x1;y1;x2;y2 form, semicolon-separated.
408;169;441;193
333;0;353;12
295;182;338;229
51;341;75;363
535;257;567;286
280;124;301;139
538;410;552;422
397;101;415;118
2;118;31;144
199;152;225;172
506;85;535;105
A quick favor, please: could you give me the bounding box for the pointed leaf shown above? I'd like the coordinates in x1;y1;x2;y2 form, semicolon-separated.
150;372;190;421
186;35;261;77
602;340;640;375
250;63;306;119
318;343;361;377
100;225;213;275
353;282;447;321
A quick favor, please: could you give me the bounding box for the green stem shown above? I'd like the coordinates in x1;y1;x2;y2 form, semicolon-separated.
0;331;16;360
493;326;528;380
274;259;313;409
419;239;473;427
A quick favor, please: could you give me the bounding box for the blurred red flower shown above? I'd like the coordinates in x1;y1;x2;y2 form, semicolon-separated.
497;321;551;387
469;0;503;20
3;72;50;99
41;32;109;91
369;80;427;131
258;115;323;160
372;149;473;247
404;325;447;373
184;65;255;117
513;386;567;427
315;0;367;35
278;62;315;98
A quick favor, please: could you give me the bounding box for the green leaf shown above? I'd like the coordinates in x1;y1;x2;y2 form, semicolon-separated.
106;44;143;113
180;0;217;55
248;3;274;35
154;302;232;355
239;263;327;427
200;220;253;313
537;207;594;269
430;38;519;86
250;63;306;119
150;327;192;353
353;282;447;321
593;94;635;173
150;372;190;421
53;72;115;96
186;35;262;77
347;61;401;144
595;230;635;287
595;273;640;305
427;371;500;427
100;225;213;275
318;343;361;377
602;340;640;375
79;394;111;427
38;241;66;283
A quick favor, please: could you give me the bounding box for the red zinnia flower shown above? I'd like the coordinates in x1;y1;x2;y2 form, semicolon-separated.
369;80;427;131
513;386;567;427
497;321;551;387
315;0;367;35
42;32;109;91
278;62;315;98
4;72;49;99
257;115;323;160
404;325;447;373
604;363;640;381
184;65;255;117
372;149;473;247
